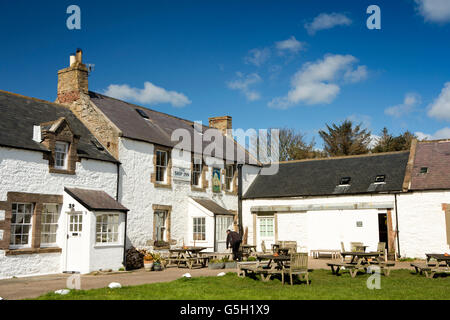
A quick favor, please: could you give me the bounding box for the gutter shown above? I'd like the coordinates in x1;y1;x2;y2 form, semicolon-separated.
394;193;401;259
238;164;244;236
116;162;128;269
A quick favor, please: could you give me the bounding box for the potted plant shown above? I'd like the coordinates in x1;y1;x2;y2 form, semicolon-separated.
208;258;225;269
143;252;154;271
222;256;237;269
152;253;163;271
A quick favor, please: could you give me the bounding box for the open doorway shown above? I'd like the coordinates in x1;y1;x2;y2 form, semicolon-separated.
378;213;389;252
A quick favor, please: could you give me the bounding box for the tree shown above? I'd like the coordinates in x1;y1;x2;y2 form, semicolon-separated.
319;120;372;156
372;128;417;153
276;128;322;161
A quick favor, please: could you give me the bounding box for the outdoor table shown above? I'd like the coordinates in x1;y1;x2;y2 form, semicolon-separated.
167;247;208;269
425;253;450;266
341;251;381;264
257;254;290;270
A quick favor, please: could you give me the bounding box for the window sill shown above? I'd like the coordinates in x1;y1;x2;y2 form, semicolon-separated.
191;186;206;192
5;247;62;256
153;183;172;189
49;168;75;175
94;244;123;249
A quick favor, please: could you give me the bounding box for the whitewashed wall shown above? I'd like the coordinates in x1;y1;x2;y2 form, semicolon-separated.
396;191;450;258
186;199;215;250
118;138;243;250
0;147;118;279
243;194;396;254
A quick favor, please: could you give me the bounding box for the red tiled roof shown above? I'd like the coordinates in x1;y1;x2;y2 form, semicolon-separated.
410;140;450;190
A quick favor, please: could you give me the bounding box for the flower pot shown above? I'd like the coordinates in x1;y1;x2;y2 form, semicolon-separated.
144;261;154;271
153;262;162;271
208;262;225;270
224;262;237;269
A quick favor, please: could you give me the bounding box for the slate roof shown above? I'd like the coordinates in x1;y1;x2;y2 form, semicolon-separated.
0;90;117;163
89;92;257;164
410;140;450;190
191;198;235;216
65;187;128;212
243;151;410;199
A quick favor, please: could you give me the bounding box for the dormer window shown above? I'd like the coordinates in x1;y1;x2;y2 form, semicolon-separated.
375;175;386;183
340;177;351;186
55;142;69;170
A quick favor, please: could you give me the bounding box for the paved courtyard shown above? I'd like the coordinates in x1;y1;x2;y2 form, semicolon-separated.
0;259;417;300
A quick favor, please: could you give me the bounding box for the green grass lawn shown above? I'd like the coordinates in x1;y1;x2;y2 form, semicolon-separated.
35;269;449;300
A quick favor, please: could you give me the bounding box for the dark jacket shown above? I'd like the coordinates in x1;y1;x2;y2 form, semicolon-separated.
226;231;241;249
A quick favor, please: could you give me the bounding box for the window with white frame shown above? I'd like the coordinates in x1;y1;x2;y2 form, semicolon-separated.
40;204;59;246
259;217;274;238
192;157;202;187
225;164;235;191
193;217;206;241
55;141;69;169
96;214;119;244
10;203;33;248
156;150;168;183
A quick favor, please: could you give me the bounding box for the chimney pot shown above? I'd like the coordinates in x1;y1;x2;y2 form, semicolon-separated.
76;49;83;63
70;54;76;66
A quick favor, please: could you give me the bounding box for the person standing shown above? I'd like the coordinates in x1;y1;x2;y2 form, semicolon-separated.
226;229;242;261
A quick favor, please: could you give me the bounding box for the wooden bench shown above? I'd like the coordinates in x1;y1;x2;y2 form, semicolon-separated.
311;249;341;259
369;261;396;276
327;262;361;278
411;263;449;278
237;261;269;278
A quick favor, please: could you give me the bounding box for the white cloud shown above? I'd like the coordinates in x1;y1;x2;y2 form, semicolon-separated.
415;0;450;23
305;12;352;35
415;127;450;140
104;82;191;107
275;36;305;54
344;65;368;83
268;54;367;109
227;72;262;101
427;82;450;121
244;48;271;66
385;92;421;117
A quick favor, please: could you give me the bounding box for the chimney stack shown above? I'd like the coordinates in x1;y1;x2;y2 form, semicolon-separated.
57;49;89;104
209;116;232;136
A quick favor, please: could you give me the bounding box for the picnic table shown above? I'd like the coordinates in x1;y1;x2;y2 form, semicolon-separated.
425;253;450;266
327;251;388;278
236;254;291;282
241;245;257;258
411;253;450;278
166;247;210;269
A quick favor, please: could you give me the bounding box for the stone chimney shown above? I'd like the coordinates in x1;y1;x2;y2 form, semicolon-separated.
209;116;232;136
56;49;89;104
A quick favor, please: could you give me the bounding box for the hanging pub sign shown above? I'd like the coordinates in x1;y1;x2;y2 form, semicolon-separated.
173;167;191;182
212;168;221;193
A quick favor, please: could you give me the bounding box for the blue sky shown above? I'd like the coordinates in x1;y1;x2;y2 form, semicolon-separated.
1;0;450;146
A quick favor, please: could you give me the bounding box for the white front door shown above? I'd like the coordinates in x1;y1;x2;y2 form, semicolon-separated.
215;215;234;252
257;216;275;251
65;212;84;273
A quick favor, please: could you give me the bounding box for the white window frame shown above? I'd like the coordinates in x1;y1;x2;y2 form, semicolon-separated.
259;217;274;238
10;203;34;249
192;157;202;187
40;204;60;247
193;217;206;241
156;150;168;183
225;164;235;191
96;213;120;244
55;141;69;170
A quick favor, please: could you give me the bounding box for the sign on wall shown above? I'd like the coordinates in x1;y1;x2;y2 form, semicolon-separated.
173;167;191;182
212;168;221;193
0;230;3;241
